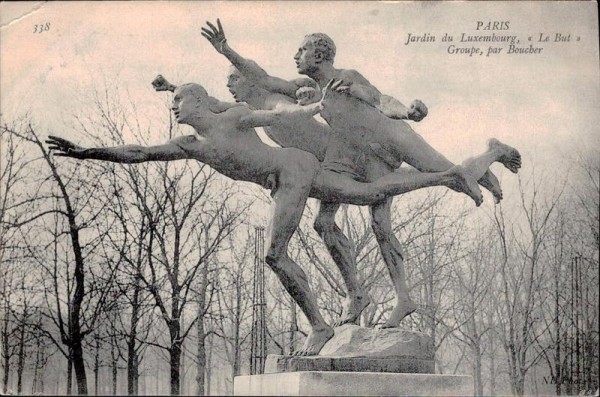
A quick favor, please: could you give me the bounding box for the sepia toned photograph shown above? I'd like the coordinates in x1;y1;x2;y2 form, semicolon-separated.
1;1;598;396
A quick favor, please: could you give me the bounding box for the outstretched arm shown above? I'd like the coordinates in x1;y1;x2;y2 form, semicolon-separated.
332;70;428;121
201;19;306;97
46;135;194;163
238;101;322;129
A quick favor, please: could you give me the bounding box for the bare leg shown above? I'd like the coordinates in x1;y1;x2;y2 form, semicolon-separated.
380;129;520;204
326;96;519;203
310;165;483;206
375;166;482;206
313;202;371;326
266;152;333;356
370;198;417;328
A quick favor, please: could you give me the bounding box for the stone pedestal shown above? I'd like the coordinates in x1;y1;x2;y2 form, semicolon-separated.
235;325;473;396
319;324;434;360
233;371;474;396
265;325;435;374
265;355;434;374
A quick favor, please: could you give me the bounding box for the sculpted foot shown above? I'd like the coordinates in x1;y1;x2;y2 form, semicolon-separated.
479;170;503;204
446;165;483;206
489;138;521;174
381;299;417;328
333;294;372;327
294;325;334;356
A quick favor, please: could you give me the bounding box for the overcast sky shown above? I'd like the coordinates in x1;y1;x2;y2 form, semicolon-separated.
1;1;598;196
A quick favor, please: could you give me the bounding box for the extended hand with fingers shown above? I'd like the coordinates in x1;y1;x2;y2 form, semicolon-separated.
329;78;352;95
201;19;228;53
46;136;87;159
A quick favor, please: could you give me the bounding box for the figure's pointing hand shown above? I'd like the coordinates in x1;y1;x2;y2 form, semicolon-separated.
46;136;86;159
201;19;228;53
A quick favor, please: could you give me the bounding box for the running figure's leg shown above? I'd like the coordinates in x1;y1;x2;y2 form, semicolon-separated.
370;198;417;328
310;165;483;206
378;127;520;204
325;94;519;203
313;202;372;326
266;150;333;356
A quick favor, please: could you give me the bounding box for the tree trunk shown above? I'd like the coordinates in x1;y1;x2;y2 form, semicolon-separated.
39;360;45;395
69;221;88;395
126;343;138;396
233;277;241;377
127;277;141;396
32;352;39;394
489;337;496;395
1;306;10;394
126;336;138;396
72;338;88;395
94;335;100;395
196;263;209;396
181;340;186;395
67;349;73;395
32;332;45;395
196;319;206;396
112;357;118;395
554;257;562;395
16;316;25;395
515;373;525;396
170;342;182;395
206;334;212;395
1;360;8;395
473;343;483;396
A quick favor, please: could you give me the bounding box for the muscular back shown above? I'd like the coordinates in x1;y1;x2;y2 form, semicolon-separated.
321;88;415;168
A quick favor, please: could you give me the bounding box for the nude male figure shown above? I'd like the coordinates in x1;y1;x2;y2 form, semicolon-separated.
222;67;485;327
202;20;521;328
47;81;478;355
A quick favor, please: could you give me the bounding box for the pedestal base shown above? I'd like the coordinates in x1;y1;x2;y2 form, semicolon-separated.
265;355;434;374
234;371;474;396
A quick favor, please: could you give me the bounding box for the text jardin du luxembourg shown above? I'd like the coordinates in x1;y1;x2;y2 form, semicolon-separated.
403;21;550;57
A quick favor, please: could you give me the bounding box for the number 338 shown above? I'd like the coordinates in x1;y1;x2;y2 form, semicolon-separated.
33;23;51;33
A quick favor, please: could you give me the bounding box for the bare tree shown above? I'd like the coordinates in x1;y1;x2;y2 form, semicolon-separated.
0;121;32;395
213;230;254;387
491;170;565;396
3;122;120;395
449;224;498;395
124;159;246;395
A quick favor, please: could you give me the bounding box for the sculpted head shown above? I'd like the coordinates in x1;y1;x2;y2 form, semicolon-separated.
294;33;336;75
226;66;255;103
171;83;213;124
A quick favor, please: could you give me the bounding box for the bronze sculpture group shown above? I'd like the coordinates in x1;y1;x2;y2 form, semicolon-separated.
46;19;521;356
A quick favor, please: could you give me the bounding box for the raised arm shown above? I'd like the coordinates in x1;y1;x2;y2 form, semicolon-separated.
201;19;305;97
46;135;194;163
